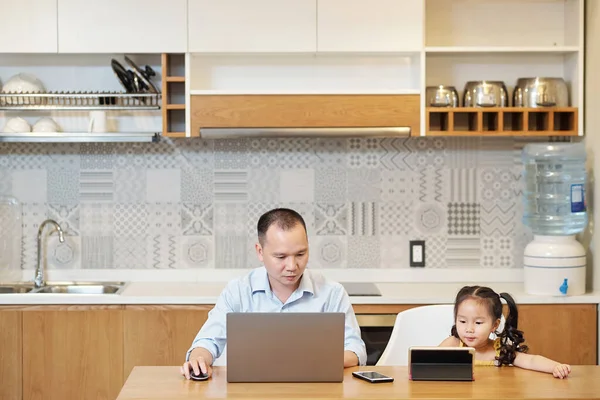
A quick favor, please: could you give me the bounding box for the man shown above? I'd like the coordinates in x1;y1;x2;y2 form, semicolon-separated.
181;208;367;379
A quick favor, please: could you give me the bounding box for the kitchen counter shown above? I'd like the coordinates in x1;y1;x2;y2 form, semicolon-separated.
1;282;600;305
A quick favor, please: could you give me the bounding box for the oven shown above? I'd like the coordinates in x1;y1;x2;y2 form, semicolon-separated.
356;314;397;366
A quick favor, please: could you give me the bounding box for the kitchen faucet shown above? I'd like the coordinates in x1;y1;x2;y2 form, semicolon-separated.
34;219;65;289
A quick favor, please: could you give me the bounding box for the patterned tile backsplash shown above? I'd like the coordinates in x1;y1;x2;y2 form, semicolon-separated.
0;136;568;271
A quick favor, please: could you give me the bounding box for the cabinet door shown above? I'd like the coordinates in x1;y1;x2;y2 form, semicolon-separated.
188;0;317;52
57;0;187;53
23;307;124;400
317;0;423;52
0;309;22;400
0;0;57;53
518;304;597;365
123;306;211;380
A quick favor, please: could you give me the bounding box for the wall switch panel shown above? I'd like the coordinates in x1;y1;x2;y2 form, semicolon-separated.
409;240;425;267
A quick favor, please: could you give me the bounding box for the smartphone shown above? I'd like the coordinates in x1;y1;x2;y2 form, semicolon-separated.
352;371;394;383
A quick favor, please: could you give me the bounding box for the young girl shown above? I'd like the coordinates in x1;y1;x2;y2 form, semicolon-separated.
439;285;571;379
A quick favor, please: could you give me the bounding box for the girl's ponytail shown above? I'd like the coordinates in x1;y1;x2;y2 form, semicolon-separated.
496;292;528;365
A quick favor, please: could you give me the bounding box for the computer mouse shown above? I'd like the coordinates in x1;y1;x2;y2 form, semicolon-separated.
189;370;209;381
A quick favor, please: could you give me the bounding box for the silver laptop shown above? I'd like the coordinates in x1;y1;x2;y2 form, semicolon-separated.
226;312;345;383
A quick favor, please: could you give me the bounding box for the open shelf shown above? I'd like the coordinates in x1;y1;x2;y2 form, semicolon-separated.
188;53;421;94
425;107;578;136
161;53;187;138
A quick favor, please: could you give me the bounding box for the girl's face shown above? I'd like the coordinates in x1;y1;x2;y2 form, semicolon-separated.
455;298;500;349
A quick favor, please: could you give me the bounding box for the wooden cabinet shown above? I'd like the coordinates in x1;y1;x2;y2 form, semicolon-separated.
190;94;421;136
518;304;597;366
0;308;22;400
187;0;317;53
22;306;124;400
123;306;210;380
57;0;187;53
317;0;423;52
0;0;57;53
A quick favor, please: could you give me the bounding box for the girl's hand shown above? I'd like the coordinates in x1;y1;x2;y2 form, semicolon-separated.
553;364;571;379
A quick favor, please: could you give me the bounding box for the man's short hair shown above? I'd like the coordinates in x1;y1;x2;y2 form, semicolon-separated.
257;208;307;245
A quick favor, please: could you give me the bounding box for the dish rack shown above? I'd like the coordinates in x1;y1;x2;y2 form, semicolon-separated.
0;91;161;110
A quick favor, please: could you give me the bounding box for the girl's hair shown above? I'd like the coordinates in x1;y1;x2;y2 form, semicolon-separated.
450;285;529;366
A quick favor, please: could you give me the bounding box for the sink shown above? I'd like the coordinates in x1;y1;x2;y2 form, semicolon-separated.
30;282;127;294
0;284;35;294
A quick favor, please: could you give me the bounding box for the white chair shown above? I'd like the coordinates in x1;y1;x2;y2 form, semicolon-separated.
376;304;456;366
376;304;506;366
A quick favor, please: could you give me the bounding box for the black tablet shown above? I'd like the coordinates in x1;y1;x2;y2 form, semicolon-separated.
408;347;475;381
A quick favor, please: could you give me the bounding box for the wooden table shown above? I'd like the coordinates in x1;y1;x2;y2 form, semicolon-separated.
116;366;600;400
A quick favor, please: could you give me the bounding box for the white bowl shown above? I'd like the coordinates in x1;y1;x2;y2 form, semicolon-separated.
3;117;31;133
2;73;45;93
32;117;61;133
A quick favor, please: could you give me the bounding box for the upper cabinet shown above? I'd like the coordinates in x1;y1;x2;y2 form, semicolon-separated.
317;0;423;52
188;0;317;53
0;0;58;53
57;0;187;53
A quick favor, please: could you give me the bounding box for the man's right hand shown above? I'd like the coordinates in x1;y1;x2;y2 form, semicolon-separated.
181;356;213;380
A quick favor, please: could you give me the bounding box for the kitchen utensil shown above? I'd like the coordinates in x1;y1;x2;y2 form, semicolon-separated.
1;73;45;93
88;110;107;133
1;73;45;105
463;81;509;107
3;117;31;133
32;117;62;133
513;77;569;107
111;59;135;93
426;86;459;107
124;56;159;94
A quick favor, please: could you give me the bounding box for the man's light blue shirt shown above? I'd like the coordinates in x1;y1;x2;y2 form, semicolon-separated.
186;267;367;366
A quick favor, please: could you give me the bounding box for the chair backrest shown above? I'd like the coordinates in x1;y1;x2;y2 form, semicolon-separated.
376;304;507;366
377;305;455;366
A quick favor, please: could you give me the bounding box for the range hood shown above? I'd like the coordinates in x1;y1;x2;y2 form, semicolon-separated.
199;126;410;139
0;132;159;143
191;94;421;138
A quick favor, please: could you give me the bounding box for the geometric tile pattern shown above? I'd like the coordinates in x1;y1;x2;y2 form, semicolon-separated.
446;237;481;268
348;202;378;236
182;204;213;236
1;137;527;270
480;202;516;236
448;203;480;236
314;203;348;235
481;236;514;268
425;236;447;268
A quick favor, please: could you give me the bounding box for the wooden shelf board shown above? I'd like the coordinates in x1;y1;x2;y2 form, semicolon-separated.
163;132;187;138
165;76;185;83
165;104;186;110
425;131;578;137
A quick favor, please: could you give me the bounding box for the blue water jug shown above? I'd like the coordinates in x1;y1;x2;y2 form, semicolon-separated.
521;142;587;235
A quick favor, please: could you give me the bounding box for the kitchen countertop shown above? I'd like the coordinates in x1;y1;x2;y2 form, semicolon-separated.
1;282;600;305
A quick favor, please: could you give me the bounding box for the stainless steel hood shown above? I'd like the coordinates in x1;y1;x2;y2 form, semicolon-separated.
199;126;411;139
0;132;159;143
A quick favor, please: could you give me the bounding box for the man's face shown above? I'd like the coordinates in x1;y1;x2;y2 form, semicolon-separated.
256;223;309;291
